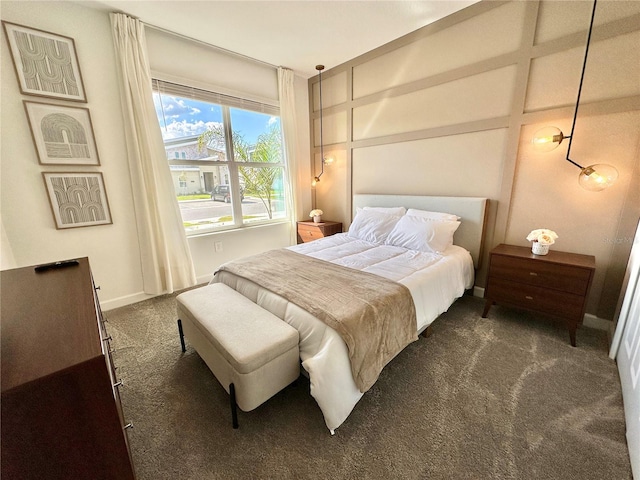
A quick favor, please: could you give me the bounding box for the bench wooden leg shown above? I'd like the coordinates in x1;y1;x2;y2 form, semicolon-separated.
177;319;186;353
229;383;239;429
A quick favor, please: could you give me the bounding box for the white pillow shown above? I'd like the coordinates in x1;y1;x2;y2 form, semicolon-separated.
406;208;460;221
385;215;461;253
348;208;403;244
363;206;407;216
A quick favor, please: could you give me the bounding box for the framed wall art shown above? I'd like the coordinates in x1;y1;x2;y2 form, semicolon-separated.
42;172;112;229
25;101;100;165
2;21;86;102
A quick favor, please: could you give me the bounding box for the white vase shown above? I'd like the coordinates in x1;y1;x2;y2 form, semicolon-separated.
313;215;322;223
531;242;549;255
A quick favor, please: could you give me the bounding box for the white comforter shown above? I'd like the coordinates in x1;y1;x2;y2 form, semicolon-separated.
213;233;474;433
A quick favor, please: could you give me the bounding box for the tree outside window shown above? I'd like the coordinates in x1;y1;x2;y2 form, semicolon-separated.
198;123;283;219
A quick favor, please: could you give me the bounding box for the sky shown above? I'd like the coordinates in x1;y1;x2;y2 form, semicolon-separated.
153;93;278;145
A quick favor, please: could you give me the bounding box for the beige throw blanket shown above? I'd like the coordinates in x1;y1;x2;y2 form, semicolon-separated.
216;249;418;392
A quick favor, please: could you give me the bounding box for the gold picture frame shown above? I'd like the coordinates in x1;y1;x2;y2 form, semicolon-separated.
3;21;87;102
42;172;112;229
25;101;100;165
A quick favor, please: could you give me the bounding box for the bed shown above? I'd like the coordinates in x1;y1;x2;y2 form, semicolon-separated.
212;194;488;433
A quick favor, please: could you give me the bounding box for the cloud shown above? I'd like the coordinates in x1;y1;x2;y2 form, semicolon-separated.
161;120;223;140
156;96;202;120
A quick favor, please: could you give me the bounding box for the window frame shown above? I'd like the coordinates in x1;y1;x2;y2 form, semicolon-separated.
152;79;288;235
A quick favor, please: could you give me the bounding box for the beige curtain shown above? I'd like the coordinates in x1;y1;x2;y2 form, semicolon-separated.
278;67;302;245
110;13;196;294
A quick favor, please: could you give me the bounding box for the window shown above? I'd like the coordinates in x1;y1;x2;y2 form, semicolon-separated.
152;79;287;234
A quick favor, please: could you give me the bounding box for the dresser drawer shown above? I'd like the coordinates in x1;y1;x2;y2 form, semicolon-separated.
486;278;585;320
489;254;591;295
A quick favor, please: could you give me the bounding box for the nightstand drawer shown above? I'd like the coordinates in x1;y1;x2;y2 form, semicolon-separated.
490;255;591;295
298;226;322;243
486;278;585;320
297;221;342;244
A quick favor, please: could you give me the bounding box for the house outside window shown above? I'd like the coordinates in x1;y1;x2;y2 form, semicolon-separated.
152;79;287;234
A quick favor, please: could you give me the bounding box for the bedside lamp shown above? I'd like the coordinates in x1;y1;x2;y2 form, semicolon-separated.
531;126;565;152
578;164;619;192
531;0;618;192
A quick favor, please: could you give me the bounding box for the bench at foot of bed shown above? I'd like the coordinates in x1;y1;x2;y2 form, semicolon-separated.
176;283;300;428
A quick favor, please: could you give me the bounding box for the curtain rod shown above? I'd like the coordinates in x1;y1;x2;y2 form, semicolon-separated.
143;22;278;71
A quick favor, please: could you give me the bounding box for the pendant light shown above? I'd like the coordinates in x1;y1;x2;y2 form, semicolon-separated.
531;0;618;192
312;64;333;187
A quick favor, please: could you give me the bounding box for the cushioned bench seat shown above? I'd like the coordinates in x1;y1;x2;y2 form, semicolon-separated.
176;283;300;428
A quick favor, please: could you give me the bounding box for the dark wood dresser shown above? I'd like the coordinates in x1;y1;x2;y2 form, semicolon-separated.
1;258;135;479
482;244;595;347
297;220;342;243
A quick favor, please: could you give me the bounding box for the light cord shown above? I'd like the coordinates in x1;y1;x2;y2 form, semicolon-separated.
566;0;598;169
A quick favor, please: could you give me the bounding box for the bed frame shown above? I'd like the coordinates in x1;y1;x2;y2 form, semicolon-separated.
352;194;488;269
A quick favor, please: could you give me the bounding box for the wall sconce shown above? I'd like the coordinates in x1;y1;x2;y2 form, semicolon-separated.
532;0;618;192
312;64;332;187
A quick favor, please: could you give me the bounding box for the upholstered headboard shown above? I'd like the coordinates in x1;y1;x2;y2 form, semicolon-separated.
352;194;488;268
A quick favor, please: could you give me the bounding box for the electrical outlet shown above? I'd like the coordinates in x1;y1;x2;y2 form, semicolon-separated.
214;241;223;252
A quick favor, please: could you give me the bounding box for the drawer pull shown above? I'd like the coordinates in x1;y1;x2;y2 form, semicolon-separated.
525;295;534;300
124;423;133;430
529;272;538;276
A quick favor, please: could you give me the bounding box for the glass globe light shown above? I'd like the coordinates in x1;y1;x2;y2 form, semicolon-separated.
532;126;565;152
578;164;619;192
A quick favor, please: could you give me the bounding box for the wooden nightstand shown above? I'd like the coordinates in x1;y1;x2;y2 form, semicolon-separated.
297;220;342;244
482;244;595;347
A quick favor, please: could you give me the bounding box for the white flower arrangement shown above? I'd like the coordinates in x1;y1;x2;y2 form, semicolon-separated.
526;228;558;246
309;209;323;218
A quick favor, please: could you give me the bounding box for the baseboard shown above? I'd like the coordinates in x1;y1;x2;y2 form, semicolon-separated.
583;313;611;332
101;275;212;312
196;273;213;285
102;284;614;336
101;291;157;312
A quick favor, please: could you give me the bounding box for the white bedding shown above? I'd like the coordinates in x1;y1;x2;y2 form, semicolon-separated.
213;233;474;433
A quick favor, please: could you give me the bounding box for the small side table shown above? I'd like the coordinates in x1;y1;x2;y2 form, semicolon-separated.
482;244;595;347
297;220;342;244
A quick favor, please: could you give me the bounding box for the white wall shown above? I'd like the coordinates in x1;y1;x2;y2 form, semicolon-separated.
0;1;311;310
1;1;143;307
310;0;640;320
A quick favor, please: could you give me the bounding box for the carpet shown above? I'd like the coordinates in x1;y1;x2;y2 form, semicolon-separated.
105;292;632;479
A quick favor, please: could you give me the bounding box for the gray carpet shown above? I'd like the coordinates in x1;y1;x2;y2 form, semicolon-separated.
105;291;632;479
